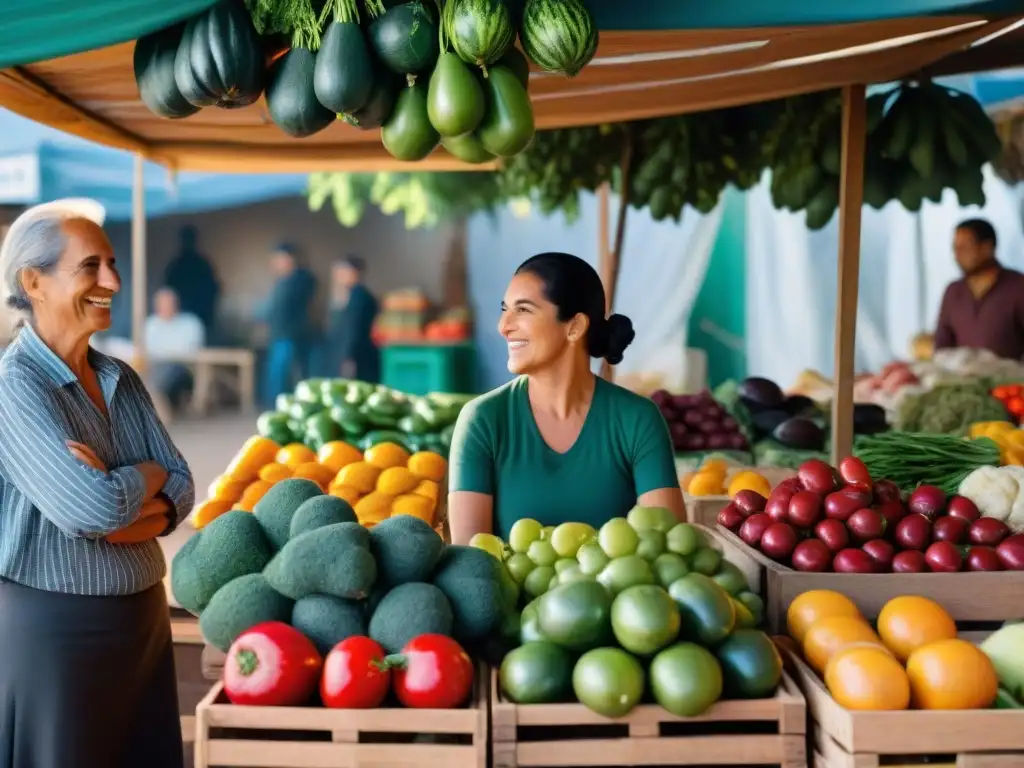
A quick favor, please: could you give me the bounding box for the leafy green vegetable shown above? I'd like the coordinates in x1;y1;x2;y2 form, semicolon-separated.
894;383;1009;434
855;432;1000;496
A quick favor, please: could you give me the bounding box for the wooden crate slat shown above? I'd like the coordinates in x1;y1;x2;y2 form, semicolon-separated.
206;739;480;768
516;733;793;766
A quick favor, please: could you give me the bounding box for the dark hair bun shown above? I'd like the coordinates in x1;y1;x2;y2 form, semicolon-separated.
588;313;635;365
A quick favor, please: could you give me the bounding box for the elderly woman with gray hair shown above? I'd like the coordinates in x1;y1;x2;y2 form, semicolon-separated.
0;200;194;768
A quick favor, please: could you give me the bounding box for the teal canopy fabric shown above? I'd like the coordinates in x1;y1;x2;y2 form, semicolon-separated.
2;0;1024;70
0;0;217;70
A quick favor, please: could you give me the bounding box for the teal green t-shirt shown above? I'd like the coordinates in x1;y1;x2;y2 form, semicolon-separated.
448;376;679;539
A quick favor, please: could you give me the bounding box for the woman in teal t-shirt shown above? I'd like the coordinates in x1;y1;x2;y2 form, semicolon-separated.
447;252;684;544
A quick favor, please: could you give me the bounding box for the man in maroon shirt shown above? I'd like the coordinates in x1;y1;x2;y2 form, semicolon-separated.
934;218;1024;360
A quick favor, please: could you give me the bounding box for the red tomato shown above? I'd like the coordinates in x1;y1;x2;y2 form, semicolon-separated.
1007;397;1024;418
222;622;323;707
321;636;391;709
388;634;474;709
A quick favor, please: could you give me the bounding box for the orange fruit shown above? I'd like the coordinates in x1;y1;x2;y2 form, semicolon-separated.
258;462;293;484
328;484;362;507
906;639;998;710
364;442;411;470
787;590;863;645
376;466;420;496
207;475;248;504
276;443;317;469
392;493;436;526
354;491;394;526
225;436;280;483
802;616;884;674
292;461;336;489
317;441;363;473
825;644;910;711
190;499;232;529
407;451;448;482
412;479;440;504
236;480;273;512
336;461;382;495
877;596;957;663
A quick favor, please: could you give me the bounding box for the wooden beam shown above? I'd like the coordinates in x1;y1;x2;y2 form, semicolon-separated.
831;84;867;466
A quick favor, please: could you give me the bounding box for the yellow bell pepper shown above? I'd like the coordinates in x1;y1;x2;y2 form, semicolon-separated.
1002;446;1024;467
1006;430;1024;450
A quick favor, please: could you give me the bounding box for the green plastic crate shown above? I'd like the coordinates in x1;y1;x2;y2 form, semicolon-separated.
381;343;476;396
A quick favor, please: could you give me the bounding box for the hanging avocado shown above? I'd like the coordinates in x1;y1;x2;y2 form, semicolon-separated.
427;52;485;137
343;66;400;130
381;81;441;161
315;0;375;113
478;64;535;157
441;132;494;164
369;1;440;78
173;0;264;108
134;23;200;119
267;48;335;138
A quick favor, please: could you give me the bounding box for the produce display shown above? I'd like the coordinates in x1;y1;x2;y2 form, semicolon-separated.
855;431;1001;496
470;511;783;718
257;377;473;456
134;0;601;163
685;458;772;499
968;422;1024;466
191;435;446;531
991;384;1024;425
958;465;1024;537
783;591;1001;711
894;382;1009;434
650;389;749;455
718;456;1024;573
174;486;516;665
222;620;476;709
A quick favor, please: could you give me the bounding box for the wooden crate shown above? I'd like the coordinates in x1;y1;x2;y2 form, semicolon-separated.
491;669;807;767
787;650;1024;768
714;526;1024;633
684;468;796;527
193;664;488;768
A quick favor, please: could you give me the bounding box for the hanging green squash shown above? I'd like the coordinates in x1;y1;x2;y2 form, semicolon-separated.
444;0;515;76
268;47;335;138
174;0;264;108
368;1;440;79
315;0;375;114
134;23;200;119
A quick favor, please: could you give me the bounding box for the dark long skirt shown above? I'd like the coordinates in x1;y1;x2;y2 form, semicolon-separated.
0;579;183;768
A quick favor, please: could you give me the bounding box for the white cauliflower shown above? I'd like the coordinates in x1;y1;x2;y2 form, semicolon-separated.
958;466;1019;524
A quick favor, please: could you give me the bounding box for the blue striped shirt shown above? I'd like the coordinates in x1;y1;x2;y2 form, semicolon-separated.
0;323;195;596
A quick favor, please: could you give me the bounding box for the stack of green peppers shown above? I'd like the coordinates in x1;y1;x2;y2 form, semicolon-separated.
255;378;474;456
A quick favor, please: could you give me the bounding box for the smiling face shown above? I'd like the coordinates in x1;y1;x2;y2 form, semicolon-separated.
953;226;995;276
498;271;588;375
23;218;120;335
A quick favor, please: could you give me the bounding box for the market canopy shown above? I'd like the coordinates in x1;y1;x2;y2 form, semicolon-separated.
1;3;1023;171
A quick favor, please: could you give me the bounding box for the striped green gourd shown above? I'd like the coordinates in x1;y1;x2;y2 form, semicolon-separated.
520;0;598;77
445;0;516;74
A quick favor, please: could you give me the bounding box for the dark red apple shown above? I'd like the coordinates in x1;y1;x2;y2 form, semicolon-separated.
931;515;969;544
862;539;895;572
791;539;832;572
847;508;886;544
875;500;908;532
946;496;980;523
907;485;947;521
815;519;850;552
717;503;745;531
997;534;1024;571
788;491;823;529
765;489;795;523
892;550;928;573
739;512;772;547
969;518;1010;547
775;477;803;495
824;488;872;522
872;479;902;504
733;490;767;516
797;459;838;496
894;514;932;551
761;522;799;560
966;546;1002;572
832;548;877;573
924;541;962;573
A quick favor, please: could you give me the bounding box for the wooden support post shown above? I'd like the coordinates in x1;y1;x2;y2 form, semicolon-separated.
131;153;148;374
831;84;867;466
599;131;634;381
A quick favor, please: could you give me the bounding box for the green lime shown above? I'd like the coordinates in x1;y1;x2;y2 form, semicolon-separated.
551;522;596;558
597;555;655;595
506;552;536;585
666;523;700;556
527;539;558;567
572;648;645;717
599;518;639;558
690;547;723;576
554;558;577;573
653;553;690;587
627;505;678;533
635;530;666;562
577;541;610;575
524;565;557;598
510;518;544;554
650;643;723;717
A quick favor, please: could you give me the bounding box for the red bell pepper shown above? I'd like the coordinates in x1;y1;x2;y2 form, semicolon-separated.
321;636;391;709
384;634;474;709
223;622;323;707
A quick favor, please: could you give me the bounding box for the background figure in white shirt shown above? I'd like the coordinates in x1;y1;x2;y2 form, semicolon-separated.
145;287;205;410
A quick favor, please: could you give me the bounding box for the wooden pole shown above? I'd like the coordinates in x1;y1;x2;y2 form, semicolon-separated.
131;153;148;373
830;84;867;466
599;131;635;380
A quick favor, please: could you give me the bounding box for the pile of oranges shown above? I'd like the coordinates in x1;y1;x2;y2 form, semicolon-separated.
786;590;998;711
191;436;448;531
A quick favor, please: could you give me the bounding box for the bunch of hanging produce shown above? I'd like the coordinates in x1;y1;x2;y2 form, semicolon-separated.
258;378;474;456
133;0;600;163
765;82;1002;230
